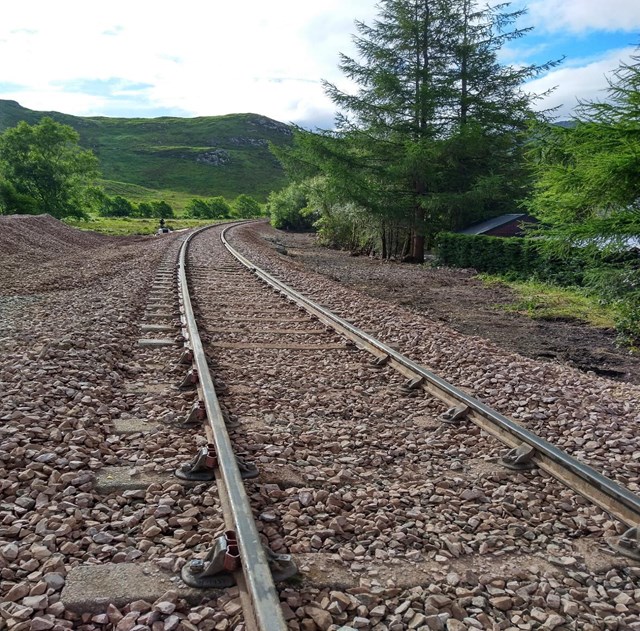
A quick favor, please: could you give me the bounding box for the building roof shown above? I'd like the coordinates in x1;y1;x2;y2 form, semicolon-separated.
459;213;528;235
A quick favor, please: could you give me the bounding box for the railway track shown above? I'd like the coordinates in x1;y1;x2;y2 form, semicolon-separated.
1;215;639;631
151;221;639;629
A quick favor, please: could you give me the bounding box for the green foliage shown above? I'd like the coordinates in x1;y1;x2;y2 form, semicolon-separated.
233;194;261;218
0;101;291;201
275;1;557;261
136;201;155;218
437;232;640;348
186;196;232;219
436;233;538;276
481;276;617;329
582;264;640;349
100;194;135;217
267;181;316;230
0;117;100;218
525;48;640;347
527;51;640;252
0;179;38;215
151;200;174;219
63;216;222;236
436;232;590;283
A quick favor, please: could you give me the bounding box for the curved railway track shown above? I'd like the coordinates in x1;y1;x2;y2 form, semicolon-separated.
2;215;639;631
150;221;640;629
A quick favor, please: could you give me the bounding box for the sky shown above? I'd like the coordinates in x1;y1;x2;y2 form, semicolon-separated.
0;0;639;129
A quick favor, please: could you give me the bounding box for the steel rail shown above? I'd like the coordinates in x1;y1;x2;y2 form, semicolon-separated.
179;226;287;631
221;224;640;529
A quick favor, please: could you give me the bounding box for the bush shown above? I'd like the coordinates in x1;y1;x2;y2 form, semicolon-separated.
435;232;589;284
136;201;154;218
436;231;640;347
100;195;135;217
187;196;231;219
436;233;541;276
0;179;38;215
267;182;315;231
233;194;261;218
151;200;174;219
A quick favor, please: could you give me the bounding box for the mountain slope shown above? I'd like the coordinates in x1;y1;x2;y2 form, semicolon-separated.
0;100;291;200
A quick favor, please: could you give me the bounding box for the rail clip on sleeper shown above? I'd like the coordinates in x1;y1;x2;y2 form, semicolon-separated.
184;400;207;426
175;443;218;481
439;405;469;424
179;368;199;389
181;531;298;589
608;527;640;562
501;443;537;471
181;531;238;588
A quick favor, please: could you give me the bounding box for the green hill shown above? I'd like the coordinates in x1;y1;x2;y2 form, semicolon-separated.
0;99;291;201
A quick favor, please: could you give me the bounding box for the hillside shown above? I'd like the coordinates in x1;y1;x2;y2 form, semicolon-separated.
0;99;292;200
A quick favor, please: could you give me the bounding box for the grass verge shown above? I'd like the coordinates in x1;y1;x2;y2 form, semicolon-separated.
479;275;616;329
63;216;223;236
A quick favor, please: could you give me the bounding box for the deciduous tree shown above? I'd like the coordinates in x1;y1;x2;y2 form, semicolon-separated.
233;194;261;218
0;117;100;219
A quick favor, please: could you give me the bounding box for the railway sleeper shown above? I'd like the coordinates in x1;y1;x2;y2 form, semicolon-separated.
181;532;297;589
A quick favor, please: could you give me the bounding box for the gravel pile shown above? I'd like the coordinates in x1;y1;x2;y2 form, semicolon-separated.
0;218;238;630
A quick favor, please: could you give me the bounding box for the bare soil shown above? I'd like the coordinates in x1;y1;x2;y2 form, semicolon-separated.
267;229;640;386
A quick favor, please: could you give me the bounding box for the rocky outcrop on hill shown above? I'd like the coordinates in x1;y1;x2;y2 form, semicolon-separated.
195;149;230;166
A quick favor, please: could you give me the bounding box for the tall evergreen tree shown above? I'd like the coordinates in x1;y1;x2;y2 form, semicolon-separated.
278;0;557;261
527;50;640;248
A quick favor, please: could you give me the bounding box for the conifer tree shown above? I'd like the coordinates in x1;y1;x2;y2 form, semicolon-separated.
278;0;557;261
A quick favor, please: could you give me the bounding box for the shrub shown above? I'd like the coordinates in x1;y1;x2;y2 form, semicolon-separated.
100;195;135;217
233;194;262;218
268;182;315;231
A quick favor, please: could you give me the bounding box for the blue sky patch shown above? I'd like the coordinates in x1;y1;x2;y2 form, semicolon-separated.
52;78;153;97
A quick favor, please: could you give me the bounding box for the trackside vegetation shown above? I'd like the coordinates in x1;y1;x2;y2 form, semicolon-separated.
270;0;559;262
0;118;265;222
436;232;638;347
0;100;291;200
265;3;639;348
0;118;100;219
62;216;224;236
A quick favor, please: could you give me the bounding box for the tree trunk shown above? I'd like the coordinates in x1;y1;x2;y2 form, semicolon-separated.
381;224;388;259
410;202;426;263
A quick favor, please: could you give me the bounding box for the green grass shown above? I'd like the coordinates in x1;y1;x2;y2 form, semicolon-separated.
480;275;616;329
63;216;225;236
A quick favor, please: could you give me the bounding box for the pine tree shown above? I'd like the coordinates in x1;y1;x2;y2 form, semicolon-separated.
528;50;640;247
279;0;558;261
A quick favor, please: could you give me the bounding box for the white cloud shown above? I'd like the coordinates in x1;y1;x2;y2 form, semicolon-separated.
525;0;640;33
0;0;377;126
2;1;638;128
525;46;637;118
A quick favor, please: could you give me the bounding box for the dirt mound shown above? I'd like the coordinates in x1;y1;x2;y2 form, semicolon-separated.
0;214;114;258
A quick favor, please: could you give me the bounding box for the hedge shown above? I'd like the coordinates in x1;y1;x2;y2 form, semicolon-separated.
435;232;590;285
435;233;542;275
